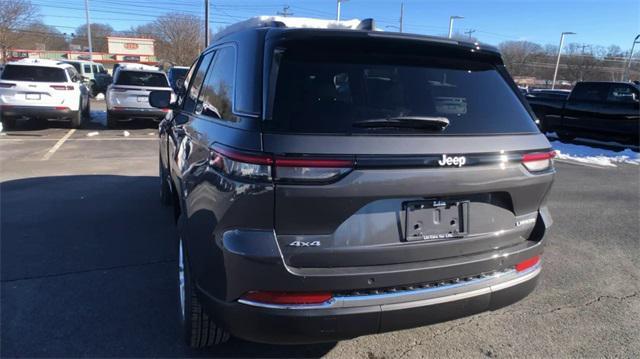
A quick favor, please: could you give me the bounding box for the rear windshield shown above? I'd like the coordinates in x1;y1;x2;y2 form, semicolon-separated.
115;71;168;87
268;49;538;135
1;65;67;83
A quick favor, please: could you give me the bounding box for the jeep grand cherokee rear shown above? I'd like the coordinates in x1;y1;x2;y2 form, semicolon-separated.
155;21;554;347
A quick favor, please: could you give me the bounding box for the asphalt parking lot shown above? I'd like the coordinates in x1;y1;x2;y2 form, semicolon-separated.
1;99;639;358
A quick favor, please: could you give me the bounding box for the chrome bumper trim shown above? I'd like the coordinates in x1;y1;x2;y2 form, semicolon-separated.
237;263;541;310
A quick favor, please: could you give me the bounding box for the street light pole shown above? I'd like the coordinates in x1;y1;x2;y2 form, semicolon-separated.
337;0;349;21
204;0;209;48
399;3;404;33
83;0;93;61
448;16;464;39
622;34;640;82
551;31;576;89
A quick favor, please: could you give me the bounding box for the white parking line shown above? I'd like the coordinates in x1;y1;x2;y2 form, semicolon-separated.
41;129;76;160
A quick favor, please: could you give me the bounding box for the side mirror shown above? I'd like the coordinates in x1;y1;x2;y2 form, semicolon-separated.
149;90;173;109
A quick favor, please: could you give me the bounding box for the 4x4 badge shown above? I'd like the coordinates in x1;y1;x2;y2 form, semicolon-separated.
288;240;321;247
438;154;467;167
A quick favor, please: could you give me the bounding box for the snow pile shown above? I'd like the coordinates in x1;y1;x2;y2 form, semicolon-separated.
551;141;639;167
214;16;362;41
94;93;105;101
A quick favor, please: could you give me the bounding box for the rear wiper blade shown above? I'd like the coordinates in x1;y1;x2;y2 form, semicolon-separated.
352;116;450;130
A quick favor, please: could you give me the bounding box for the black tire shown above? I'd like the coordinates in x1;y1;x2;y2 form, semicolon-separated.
106;111;117;129
83;97;91;120
178;235;230;348
160;157;172;206
1;116;17;130
70;100;83;128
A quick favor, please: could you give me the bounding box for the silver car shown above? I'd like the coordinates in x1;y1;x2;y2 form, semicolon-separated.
106;64;173;128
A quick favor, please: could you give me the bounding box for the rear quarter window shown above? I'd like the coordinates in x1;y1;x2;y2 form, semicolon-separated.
0;65;68;83
268;51;538;135
115;71;169;87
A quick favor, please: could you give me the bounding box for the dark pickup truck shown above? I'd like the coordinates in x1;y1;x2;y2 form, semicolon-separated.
527;81;639;144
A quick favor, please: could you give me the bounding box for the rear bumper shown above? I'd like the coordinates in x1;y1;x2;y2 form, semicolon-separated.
1;105;75;119
198;264;540;344
190;208;550;344
108;107;168;121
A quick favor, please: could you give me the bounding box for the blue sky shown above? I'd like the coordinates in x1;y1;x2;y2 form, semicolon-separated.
38;0;640;50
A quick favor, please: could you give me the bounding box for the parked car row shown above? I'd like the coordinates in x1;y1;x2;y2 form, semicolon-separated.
0;59;188;129
526;81;640;144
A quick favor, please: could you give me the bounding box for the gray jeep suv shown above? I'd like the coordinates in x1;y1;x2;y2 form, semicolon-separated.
151;18;555;347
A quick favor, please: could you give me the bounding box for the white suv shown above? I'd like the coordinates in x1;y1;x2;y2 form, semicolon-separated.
106;64;173;128
0;59;90;129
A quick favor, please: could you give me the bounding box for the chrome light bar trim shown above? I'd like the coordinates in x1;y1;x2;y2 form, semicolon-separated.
238;263;541;310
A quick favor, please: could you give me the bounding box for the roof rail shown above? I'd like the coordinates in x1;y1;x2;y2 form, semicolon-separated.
212;16;375;42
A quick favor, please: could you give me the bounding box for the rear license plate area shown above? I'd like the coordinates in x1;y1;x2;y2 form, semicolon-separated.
404;200;468;242
26;93;40;100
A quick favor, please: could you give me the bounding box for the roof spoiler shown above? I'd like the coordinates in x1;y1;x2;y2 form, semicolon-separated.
357;18;376;31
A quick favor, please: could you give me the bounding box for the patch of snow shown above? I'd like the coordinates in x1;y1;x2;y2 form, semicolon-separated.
551;141;639;167
0;121;3;133
123;130;130;137
94;93;105;101
147;132;155;136
87;131;99;137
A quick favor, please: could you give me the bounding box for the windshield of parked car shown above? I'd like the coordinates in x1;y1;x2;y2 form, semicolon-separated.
115;70;169;87
1;65;67;82
268;45;538;135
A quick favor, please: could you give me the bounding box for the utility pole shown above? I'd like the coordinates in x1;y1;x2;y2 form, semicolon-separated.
399;3;404;33
623;34;640;82
83;0;93;61
204;0;209;48
464;29;476;40
277;5;293;17
552;31;576;89
337;0;348;21
448;16;463;39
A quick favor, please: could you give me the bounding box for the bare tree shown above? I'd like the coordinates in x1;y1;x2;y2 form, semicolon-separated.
72;23;113;52
131;14;203;65
0;0;38;62
13;21;67;51
498;41;545;77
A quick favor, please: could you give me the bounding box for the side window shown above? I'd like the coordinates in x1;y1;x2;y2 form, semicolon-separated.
182;51;215;113
607;85;638;103
196;47;236;121
570;83;608;102
66;68;78;82
83;64;91;74
92;65;99;74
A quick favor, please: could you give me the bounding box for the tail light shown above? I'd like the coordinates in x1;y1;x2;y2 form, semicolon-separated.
209;145;354;183
522;151;555;172
515;255;540;272
50;85;74;90
210;145;272;181
241;291;333;305
54;106;69;111
0;83;16;88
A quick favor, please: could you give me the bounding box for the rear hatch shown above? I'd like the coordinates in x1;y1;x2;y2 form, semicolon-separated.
109;70;170;108
262;31;554;269
0;64;72;107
